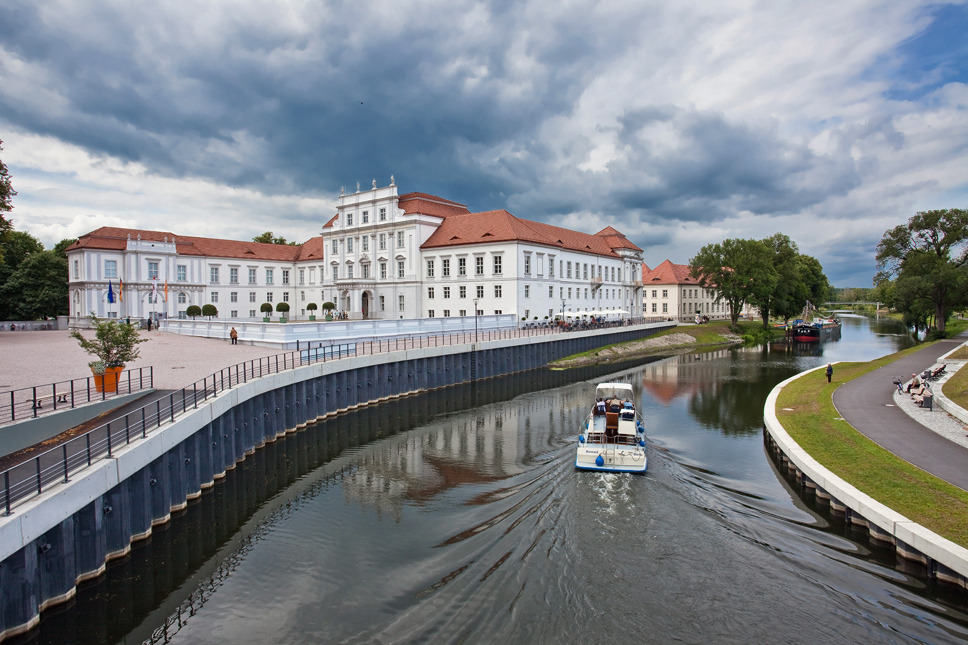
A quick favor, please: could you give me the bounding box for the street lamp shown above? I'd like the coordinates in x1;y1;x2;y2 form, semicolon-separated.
473;297;479;342
561;298;566;327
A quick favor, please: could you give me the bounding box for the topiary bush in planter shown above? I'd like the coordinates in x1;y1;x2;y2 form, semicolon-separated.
276;301;290;323
260;302;273;322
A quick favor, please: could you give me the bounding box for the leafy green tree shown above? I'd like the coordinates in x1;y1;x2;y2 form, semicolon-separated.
276;302;290;313
322;301;335;311
876;209;968;334
0;251;68;320
797;254;832;309
750;233;800;327
260;302;273;315
0;139;15;261
0;230;48;320
186;304;202;319
252;231;298;245
201;304;218;319
690;238;776;329
52;238;78;259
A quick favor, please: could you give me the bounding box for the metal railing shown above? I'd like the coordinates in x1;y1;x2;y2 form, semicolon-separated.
0;318;666;514
0;367;154;426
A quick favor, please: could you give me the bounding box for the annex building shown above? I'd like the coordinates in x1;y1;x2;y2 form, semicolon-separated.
66;180;646;324
641;260;756;322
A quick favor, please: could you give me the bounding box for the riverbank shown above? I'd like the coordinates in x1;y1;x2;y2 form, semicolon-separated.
775;344;968;548
548;322;742;368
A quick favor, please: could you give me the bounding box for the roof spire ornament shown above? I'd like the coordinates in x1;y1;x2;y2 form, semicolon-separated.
372;178;377;189
356;182;360;193
390;174;394;186
340;186;345;196
137;234;141;240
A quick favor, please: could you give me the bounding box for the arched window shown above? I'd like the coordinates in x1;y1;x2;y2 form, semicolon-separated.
177;292;187;304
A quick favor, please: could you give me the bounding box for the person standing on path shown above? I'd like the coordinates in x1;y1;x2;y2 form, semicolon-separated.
826;363;833;383
230;327;238;345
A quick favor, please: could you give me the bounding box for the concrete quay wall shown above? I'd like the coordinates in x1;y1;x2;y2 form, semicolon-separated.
763;365;968;588
0;321;673;641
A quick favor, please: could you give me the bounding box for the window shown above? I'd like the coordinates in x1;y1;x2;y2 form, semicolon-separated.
459;309;467;317
397;261;405;278
476;285;484;298
249;292;256;302
347;265;354;279
493;310;502;315
362;236;369;251
380;295;385;311
568;288;572;299
379;207;386;221
652;303;657;313
442;258;450;276
362;210;369;223
524;309;530;319
399;294;405;312
443;286;450;298
211;292;219;303
662;303;668;313
584;264;588;279
148;262;159;280
494;285;502;298
428;287;435;299
459;258;467;276
210;267;219;283
267;292;274;302
332;266;339;281
459;285;467;298
107;312;118;319
249;268;257;284
443;309;450;317
662;289;668;298
301;290;305;301
73;260;79;279
560;287;563;298
598;266;602;278
250;310;256;318
347;213;353;226
475;257;484;275
231;310;238;318
332;239;339;254
230;292;238;302
266;269;274;284
428;310;435;318
397;231;404;248
379;234;386;250
567;262;572;279
104;260;117;278
478;309;484;316
347;237;354;252
226;267;236;284
549;260;554;278
493;256;502;274
309;268;316;284
524;256;531;275
549;286;553;297
380;262;387;279
283;292;289;302
525;285;530;298
652;290;657;298
427;260;435;277
560;261;563;277
178;292;187;304
362;264;370;279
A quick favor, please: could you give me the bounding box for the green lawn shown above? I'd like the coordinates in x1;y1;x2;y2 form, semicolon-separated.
557;321;738;362
777;345;968;548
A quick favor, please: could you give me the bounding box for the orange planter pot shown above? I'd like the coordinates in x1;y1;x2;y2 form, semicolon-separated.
93;366;124;393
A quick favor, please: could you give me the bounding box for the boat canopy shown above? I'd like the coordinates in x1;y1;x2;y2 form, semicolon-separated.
596;383;634;401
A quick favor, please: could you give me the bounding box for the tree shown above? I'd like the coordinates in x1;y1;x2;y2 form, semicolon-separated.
690;238;776;329
186;304;202;319
260;302;273;317
52;238;78;259
306;302;318;312
322;301;335;311
0;230;48;320
202;304;218;319
0;139;15;262
750;233;800;327
252;231;298;246
0;251;68;320
70;315;148;368
876;209;968;334
276;302;290;315
798;254;832;308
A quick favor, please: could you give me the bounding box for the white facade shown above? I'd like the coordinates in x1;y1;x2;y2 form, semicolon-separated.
68;181;645;325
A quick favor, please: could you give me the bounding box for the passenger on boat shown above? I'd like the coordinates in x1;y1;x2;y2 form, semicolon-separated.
623;399;633;409
609;399;621;413
595;398;606;415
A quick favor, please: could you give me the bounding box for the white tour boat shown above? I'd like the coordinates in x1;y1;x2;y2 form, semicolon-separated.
576;382;647;473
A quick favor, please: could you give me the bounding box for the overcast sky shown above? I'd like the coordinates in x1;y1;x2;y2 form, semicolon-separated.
1;0;966;286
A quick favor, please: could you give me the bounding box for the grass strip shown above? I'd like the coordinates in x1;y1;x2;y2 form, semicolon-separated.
555;321;741;363
777;344;968;548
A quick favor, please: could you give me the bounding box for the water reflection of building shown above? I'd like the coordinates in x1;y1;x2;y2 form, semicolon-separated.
342;387;593;517
640;349;735;404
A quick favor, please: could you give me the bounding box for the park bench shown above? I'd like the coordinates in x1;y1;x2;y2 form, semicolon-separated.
30;392;71;411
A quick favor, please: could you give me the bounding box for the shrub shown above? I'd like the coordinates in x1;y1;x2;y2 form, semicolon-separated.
260;303;273;314
70;314;148;368
186;305;201;319
202;304;218;319
306;302;318;312
276;302;290;313
322;301;336;311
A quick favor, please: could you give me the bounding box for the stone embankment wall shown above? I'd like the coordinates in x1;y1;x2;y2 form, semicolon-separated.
763;366;968;588
0;322;673;641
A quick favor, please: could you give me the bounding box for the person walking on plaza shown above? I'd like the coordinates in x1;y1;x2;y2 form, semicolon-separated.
230;327;238;345
826;363;833;383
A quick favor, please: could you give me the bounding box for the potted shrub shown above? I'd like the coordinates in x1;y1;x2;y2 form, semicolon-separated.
202;304;218;320
70;314;148;393
186;305;201;320
307;302;318;321
322;301;335;321
276;302;290;323
260;302;273;322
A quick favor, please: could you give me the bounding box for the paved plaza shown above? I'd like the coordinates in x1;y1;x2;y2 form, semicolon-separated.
0;329;283;392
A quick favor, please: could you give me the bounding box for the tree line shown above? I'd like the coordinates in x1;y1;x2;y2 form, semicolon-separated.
689;233;832;329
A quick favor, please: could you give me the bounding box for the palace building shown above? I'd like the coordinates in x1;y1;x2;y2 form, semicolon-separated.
66;179;645;324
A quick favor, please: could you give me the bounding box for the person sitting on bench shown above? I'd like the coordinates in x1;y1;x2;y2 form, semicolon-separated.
906;374;921;393
913;385;931;406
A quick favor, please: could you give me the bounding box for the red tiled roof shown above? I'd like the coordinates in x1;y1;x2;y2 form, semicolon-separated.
398;192;471;218
296;236;327;261
322;214;338;228
642;259;699;284
421;210;634;258
68;227;303;262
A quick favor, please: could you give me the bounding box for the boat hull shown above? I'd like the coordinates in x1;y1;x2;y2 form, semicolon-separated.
575;445;647;473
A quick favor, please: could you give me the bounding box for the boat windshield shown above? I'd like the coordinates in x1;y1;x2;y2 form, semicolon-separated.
596;383;633;401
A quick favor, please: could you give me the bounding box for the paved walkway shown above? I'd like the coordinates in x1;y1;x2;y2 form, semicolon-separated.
833;333;968;491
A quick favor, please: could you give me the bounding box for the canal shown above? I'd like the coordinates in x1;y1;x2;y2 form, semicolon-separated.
27;315;968;644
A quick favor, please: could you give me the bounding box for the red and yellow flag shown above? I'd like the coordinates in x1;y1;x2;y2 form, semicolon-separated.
164;279;168;302
119;277;123;302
